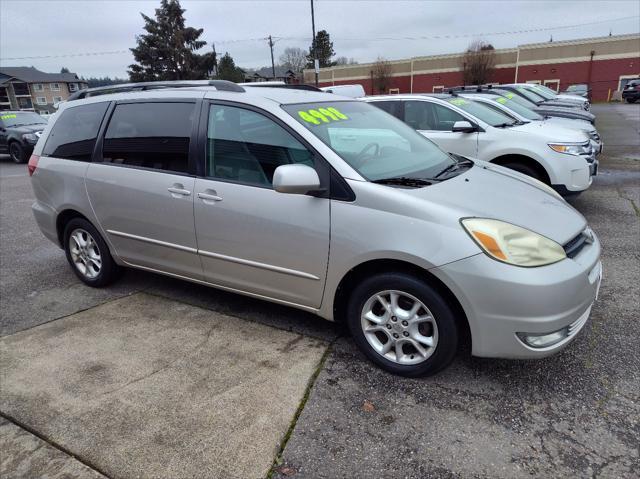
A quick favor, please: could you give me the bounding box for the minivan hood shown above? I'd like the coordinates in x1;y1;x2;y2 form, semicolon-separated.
402;162;586;244
12;124;47;134
510;120;589;142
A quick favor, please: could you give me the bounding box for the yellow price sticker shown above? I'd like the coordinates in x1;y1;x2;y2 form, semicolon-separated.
495;97;507;104
1;114;17;120
298;107;348;125
449;98;467;106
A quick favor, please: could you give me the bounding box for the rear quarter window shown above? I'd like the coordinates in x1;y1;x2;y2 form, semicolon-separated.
42;102;109;161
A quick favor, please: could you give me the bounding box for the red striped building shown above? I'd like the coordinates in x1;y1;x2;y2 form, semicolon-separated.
304;34;640;101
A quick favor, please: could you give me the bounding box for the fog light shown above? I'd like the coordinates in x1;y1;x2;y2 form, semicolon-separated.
516;327;569;348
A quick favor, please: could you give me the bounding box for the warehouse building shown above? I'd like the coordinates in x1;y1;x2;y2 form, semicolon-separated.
304;33;640;101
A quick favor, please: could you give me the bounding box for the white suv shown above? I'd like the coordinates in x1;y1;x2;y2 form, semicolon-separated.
365;94;596;196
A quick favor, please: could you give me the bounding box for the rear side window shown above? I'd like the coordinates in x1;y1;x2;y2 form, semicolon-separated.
102;102;195;174
42;102;108;161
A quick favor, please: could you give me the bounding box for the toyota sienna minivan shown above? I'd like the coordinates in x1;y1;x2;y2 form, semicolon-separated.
29;81;602;376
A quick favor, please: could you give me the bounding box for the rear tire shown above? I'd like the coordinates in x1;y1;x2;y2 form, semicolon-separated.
63;218;121;287
9;142;26;163
626;98;636;104
500;162;544;182
346;273;458;377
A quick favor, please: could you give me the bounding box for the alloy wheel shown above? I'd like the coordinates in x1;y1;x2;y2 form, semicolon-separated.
69;228;102;279
361;290;439;365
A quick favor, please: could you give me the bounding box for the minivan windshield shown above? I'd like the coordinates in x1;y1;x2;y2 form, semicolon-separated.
526;85;556;100
0;112;47;127
445;97;515;127
493;90;539;109
514;87;546;103
282;101;455;182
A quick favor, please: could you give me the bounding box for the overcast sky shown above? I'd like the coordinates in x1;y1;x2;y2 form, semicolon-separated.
1;0;639;78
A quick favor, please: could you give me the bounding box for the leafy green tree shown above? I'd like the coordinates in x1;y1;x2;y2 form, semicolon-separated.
306;30;335;68
128;0;214;81
216;53;245;82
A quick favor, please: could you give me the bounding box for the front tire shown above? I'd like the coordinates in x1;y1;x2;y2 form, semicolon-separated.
500;162;544;182
63;218;121;287
346;273;458;377
626;98;636;104
9;142;27;163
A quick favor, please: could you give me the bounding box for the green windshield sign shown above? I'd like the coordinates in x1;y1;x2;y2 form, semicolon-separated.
449;98;468;106
0;114;17;120
495;97;508;104
298;107;349;125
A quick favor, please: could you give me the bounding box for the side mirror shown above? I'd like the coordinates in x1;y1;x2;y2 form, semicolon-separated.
452;121;477;133
273;164;322;195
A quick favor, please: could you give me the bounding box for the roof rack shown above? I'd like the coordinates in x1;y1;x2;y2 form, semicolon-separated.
243;83;323;92
67;80;245;101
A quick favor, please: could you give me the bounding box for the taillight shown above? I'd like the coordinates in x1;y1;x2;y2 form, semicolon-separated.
28;154;39;177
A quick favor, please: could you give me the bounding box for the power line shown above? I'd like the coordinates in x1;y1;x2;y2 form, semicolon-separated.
1;16;637;61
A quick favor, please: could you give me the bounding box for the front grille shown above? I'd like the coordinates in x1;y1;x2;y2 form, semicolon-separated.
564;231;588;258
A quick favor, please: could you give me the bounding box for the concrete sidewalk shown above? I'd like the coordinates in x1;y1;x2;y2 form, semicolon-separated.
0;293;328;479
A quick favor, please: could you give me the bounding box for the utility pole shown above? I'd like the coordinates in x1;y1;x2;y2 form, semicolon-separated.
211;42;218;78
310;0;318;86
268;35;276;79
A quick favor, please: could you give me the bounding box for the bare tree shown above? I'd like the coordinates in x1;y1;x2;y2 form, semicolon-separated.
461;40;496;86
335;56;358;65
371;57;393;94
279;47;307;74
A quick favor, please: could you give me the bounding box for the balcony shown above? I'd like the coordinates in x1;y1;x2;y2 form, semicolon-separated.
12;82;30;96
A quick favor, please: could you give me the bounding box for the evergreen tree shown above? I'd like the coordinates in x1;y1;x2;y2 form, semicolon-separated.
216;53;245;82
128;0;214;81
306;30;335;68
60;67;70;73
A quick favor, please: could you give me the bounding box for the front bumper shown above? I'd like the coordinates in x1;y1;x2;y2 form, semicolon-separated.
431;231;601;359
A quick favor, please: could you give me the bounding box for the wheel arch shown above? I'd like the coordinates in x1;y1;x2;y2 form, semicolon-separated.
56;209;92;247
332;258;471;348
489;154;551;185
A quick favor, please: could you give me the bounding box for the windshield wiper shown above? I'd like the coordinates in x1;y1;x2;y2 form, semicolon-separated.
433;157;474;179
372;176;434;187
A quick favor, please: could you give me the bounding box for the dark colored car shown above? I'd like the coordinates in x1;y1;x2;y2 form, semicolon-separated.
622;79;640;103
0;111;48;163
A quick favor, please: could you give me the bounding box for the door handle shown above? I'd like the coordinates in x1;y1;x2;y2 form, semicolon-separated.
168;184;191;197
198;192;223;203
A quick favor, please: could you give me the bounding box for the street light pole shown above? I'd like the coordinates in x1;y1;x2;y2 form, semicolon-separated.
310;0;318;86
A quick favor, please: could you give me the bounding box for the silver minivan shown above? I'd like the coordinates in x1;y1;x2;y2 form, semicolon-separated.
29;81;602;376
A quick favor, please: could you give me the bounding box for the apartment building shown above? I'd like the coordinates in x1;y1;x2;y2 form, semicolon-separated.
305;33;640;101
0;67;88;114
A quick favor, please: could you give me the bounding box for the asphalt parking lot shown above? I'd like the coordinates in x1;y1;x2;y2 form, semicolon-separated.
1;103;639;478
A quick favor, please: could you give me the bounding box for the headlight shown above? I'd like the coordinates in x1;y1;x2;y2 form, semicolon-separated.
461;218;566;267
22;133;38;143
549;141;591;156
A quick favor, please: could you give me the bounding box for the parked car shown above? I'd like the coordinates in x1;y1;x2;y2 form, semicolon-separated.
457;92;602;155
321;84;366;98
30;81;601;377
450;86;596;124
528;83;591;109
563;84;590;98
494;84;591;111
365;93;596;196
622;79;640;103
0;111;48;163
